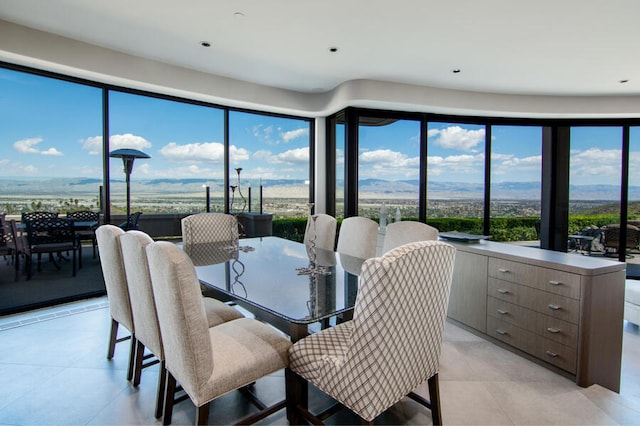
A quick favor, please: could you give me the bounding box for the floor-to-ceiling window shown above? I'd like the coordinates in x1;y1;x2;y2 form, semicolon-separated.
228;111;311;218
357;117;421;222
490;125;542;242
108;91;225;215
426;122;485;222
0;68;102;215
569;126;622;255
335;120;346;219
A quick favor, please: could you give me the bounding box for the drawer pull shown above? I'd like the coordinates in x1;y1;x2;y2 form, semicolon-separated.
546;327;560;334
498;268;510;273
549;280;562;286
496;329;507;335
547;304;561;311
497;288;509;294
545;350;559;357
497;309;508;315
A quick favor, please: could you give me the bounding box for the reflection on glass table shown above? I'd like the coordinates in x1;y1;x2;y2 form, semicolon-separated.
181;236;365;342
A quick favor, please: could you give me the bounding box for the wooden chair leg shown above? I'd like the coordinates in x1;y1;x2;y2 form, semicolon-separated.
285;368;307;425
428;374;442;426
196;403;210;426
163;371;176;426
127;335;137;381
107;319;118;359
132;339;145;387
155;361;167;419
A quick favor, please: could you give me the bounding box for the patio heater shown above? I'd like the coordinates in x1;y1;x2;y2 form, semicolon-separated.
109;148;150;219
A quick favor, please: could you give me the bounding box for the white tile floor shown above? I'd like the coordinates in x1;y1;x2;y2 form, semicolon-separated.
1;296;639;425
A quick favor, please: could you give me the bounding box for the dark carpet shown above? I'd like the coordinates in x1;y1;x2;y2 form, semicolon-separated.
0;245;106;316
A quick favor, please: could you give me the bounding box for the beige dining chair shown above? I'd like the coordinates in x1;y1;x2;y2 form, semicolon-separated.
146;241;292;425
181;213;239;245
336;216;378;260
304;213;337;251
95;224;136;381
287;240;456;425
382;220;439;254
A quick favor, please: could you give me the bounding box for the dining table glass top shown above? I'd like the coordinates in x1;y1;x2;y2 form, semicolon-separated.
182;236;365;326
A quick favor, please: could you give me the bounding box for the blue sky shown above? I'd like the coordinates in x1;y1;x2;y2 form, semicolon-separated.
1;67;639;186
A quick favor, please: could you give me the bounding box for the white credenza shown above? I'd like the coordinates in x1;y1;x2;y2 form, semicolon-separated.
446;240;626;392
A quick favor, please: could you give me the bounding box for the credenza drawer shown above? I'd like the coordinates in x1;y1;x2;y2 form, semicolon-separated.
487;296;536;331
533;336;577;374
536;313;578;348
486;316;535;353
488;258;580;299
488;277;580;324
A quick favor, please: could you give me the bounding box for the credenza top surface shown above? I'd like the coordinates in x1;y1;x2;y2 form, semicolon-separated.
446;240;625;276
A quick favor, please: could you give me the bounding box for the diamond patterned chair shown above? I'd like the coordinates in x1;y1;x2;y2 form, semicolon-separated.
1;219;26;281
66;210;100;260
95;224;136;381
336;216;378;260
119;230;245;420
382;220;439;254
304;213;337;251
119;211;142;231
181;213;239;245
146;241;292;425
287;240;456;425
24;216;80;279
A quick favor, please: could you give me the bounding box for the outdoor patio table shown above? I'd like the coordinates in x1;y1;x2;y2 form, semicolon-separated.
569;234;595;255
181;236;365;342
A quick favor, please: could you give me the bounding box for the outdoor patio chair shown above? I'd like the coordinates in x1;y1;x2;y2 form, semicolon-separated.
287;240;456;425
24;216;80;279
21;211;59;224
118;211;142;231
66;210;100;259
603;224;640;256
1;219;26;281
146;241;291;425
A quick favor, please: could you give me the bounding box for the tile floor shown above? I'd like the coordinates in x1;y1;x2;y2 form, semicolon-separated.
0;296;639;425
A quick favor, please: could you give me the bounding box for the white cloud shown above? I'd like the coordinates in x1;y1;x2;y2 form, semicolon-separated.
282;128;309;142
272;147;309;164
429;126;485;151
81;136;102;155
358;149;420;178
427;153;485;177
109;133;152;151
13;137;64;156
570;148;621;183
158;142;249;164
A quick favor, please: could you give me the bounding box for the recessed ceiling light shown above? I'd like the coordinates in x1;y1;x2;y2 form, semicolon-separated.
452;68;461;74
619;79;629;84
234;11;245;18
200;41;211;47
329;47;338;53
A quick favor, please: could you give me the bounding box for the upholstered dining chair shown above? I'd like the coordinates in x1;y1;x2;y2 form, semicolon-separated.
146;241;292;425
119;231;245;420
382;220;439;254
95;224;136;381
287;240;456;425
336;216;378;260
304;213;337;251
181;213;239;245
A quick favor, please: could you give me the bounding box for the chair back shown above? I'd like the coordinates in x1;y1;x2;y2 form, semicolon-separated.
21;211;59;225
25;217;76;246
66;210;99;223
95;225;134;332
346;241;456;419
382;221;439;254
336;216;378;259
304;213;337;251
120;211;142;231
119;230;163;358
146;241;213;397
181;213;239;245
1;219;20;253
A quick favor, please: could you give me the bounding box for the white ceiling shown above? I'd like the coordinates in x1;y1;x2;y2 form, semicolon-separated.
1;0;639;98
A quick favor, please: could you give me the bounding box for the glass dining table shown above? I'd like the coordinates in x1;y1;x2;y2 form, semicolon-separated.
182;236;365;342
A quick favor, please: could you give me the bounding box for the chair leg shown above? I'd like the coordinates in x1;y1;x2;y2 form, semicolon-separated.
163;371;177;426
127;335;137;381
196;402;210;426
133;339;146;387
155;361;167;419
107;319;119;359
285;368;307;425
72;246;77;277
428;374;442;426
78;242;82;270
